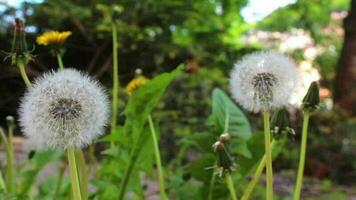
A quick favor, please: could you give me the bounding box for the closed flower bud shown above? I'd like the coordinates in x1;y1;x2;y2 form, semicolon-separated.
6;116;15;129
213;141;236;177
219;133;231;143
3;18;35;65
302;82;320;112
270;108;295;138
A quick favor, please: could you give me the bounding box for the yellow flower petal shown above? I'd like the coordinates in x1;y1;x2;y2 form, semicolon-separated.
36;31;72;46
126;76;149;95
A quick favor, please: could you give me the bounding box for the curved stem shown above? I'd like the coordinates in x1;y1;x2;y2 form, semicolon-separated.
18;62;31;87
207;171;217;200
293;112;310;200
241;140;276;200
226;174;238;200
56;53;64;69
67;148;82;200
148;115;167;200
110;22;119;147
263;111;273;200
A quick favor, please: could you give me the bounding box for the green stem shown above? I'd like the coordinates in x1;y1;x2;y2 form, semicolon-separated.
118;140;139;200
263;111;273;200
207;171;217;200
53;165;65;200
241;140;276;200
148;115;167;200
0;127;14;193
67;148;82;200
226;174;238;200
75;150;88;200
56;53;64;69
18;62;31;87
7;124;14;193
293;112;310;200
0;129;8;192
110;22;119;147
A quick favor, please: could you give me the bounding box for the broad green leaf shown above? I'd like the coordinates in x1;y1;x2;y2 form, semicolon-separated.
211;88;251;140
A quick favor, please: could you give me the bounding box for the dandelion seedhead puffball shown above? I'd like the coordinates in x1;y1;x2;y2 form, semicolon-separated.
19;68;109;149
230;51;297;113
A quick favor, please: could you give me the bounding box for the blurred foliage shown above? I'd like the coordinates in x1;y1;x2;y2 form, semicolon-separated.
0;0;355;198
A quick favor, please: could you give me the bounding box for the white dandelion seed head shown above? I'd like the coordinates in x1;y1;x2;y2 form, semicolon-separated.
229;51;298;113
19;68;109;149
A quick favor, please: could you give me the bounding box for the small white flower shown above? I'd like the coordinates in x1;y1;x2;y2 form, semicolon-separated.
229;51;298;113
19;68;109;149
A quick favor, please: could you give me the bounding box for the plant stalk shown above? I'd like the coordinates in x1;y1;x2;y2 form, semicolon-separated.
56;53;64;69
207;172;216;200
18;62;31;87
110;21;119;147
75;149;88;200
67;148;82;200
293;112;310;200
118;140;139;200
241;140;276;200
148;115;167;200
263;111;273;200
0;129;8;192
53;165;65;200
226;174;238;200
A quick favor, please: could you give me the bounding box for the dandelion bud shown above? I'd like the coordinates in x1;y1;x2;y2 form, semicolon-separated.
230;51;298;112
6;116;15;129
270;108;295;138
213;141;235;177
19;69;109;149
4;18;34;65
302;82;320;112
219;133;231;143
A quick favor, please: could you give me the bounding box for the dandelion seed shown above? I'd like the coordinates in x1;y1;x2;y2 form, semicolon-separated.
19;68;109;149
229;51;298;112
36;31;72;46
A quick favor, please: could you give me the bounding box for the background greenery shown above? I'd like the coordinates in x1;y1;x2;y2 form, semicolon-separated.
0;0;355;199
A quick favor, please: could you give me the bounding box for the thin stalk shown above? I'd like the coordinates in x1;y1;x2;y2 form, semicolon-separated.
263;111;273;200
75;150;88;200
56;53;64;69
7;123;14;193
147;115;167;200
67;148;82;200
110;21;119;147
0;129;8;192
118;140;139;200
0;169;5;192
226;174;238;200
0;128;14;193
241;140;276;200
53;165;65;200
18;62;31;87
293;112;310;200
207;172;217;200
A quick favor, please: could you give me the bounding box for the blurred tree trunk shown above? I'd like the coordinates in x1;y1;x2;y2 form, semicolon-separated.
334;0;356;115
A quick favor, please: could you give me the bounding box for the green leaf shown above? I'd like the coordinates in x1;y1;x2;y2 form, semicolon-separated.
96;65;184;198
211;88;252;140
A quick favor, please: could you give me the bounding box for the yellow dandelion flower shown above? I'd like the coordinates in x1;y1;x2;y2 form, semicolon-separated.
126;76;149;95
36;31;72;46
